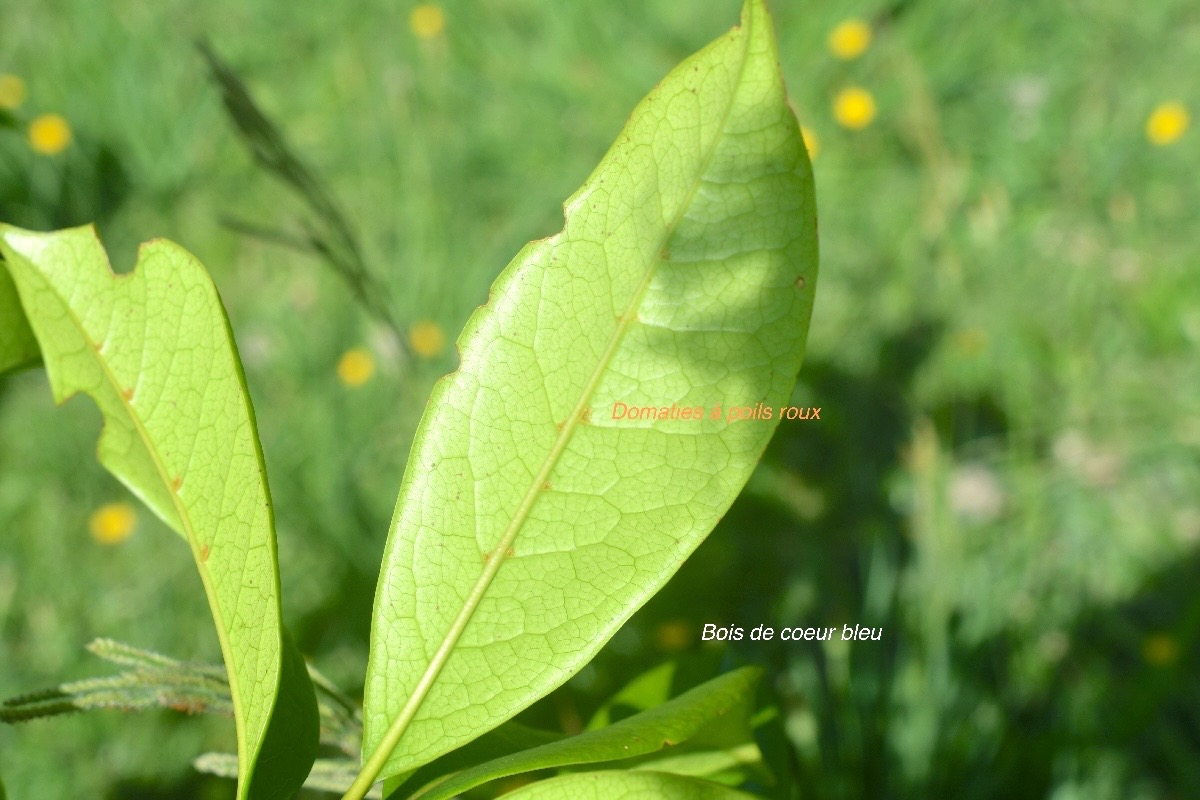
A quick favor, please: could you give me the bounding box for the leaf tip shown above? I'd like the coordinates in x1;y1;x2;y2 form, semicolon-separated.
741;0;770;27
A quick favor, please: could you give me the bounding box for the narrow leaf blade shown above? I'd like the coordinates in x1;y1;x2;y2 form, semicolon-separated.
402;668;760;800
586;662;677;730
388;722;564;798
0;224;318;799
497;771;764;800
364;0;816;779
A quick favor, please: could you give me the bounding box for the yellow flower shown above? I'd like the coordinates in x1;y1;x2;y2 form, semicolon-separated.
89;502;137;545
0;74;26;111
833;87;876;130
828;19;872;60
1142;632;1178;666
409;320;446;358
1146;102;1189;146
337;347;376;387
28;113;72;155
801;126;820;159
410;4;445;39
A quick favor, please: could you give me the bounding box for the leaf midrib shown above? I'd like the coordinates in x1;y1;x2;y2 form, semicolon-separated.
16;250;256;781
359;11;759;789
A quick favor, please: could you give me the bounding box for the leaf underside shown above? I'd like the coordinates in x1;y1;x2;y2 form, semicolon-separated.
364;0;816;781
0;225;318;800
0;264;39;375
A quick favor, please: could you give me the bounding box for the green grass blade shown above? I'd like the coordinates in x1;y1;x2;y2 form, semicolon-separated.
197;41;403;343
0;264;39;375
398;668;760;800
359;0;816;788
0;224;318;799
496;771;764;800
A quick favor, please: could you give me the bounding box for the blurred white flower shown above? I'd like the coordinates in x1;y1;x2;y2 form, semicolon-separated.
369;322;403;364
1008;75;1047;140
1009;75;1048;112
949;463;1005;522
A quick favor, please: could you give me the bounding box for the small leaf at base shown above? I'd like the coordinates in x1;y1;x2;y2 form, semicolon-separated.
401;668;762;800
496;770;765;799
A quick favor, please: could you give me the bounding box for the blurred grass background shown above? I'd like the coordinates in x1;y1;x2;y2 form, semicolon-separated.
1;0;1198;797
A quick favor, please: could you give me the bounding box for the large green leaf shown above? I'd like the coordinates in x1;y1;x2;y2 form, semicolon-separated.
0;224;318;800
498;771;763;800
0;263;39;375
396;668;760;800
358;0;816;787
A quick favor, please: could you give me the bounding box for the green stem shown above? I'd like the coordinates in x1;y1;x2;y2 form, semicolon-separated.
339;538;511;799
